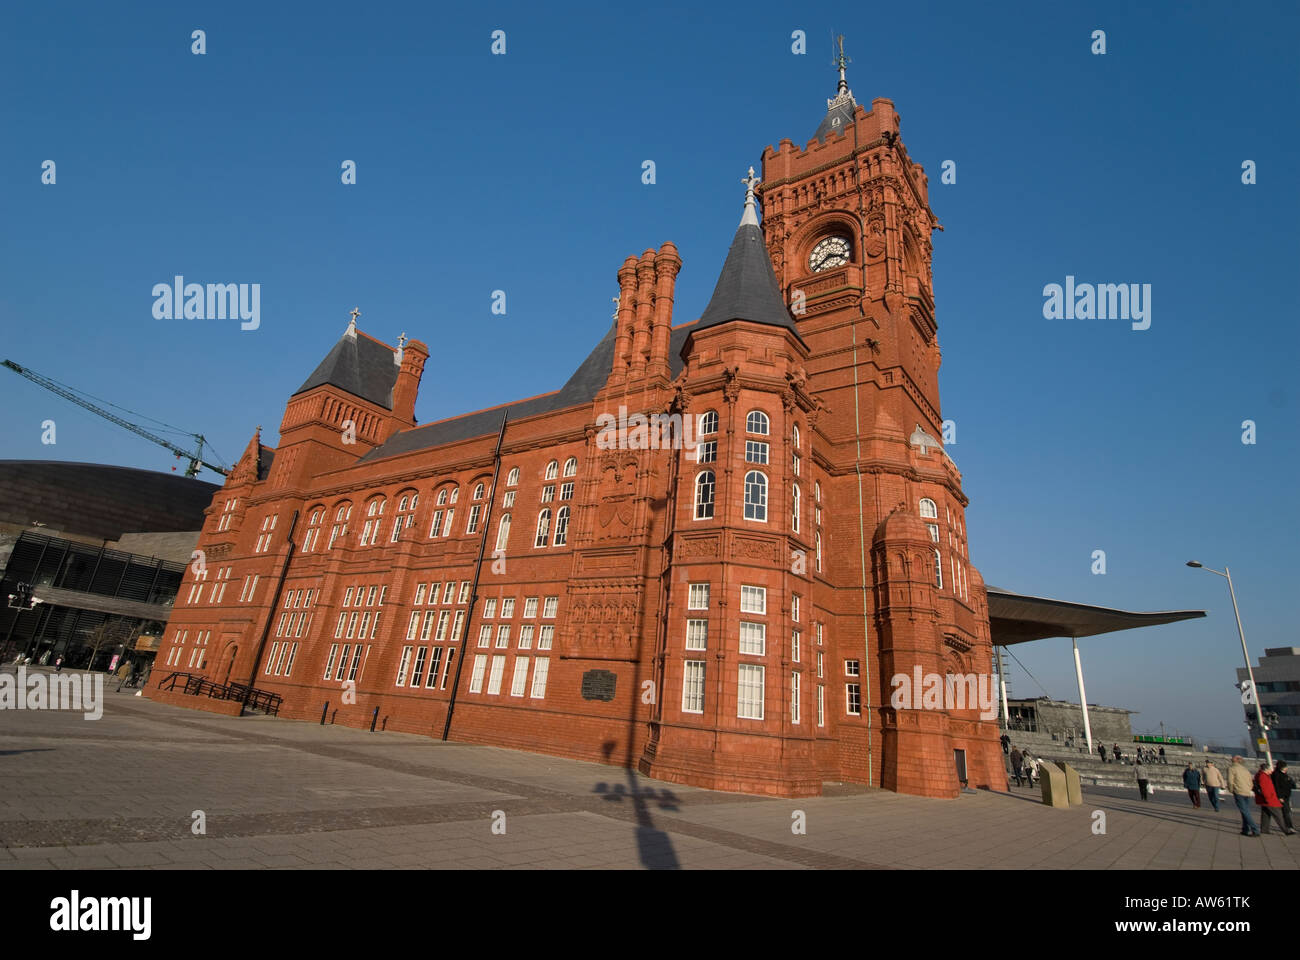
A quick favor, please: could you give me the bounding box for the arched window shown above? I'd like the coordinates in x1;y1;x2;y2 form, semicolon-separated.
554;506;570;546
436;488;449;506
792;424;800;449
563;457;578;477
506;467;519;486
495;514;511;552
392;492;418;542
360;498;386;546
694;471;715;520
449;487;459;503
303;507;324;553
919;498;938;519
534;509;551;547
473;482;485;500
792;483;801;534
746;410;769;435
815;481;822;502
743;471;767;522
544;460;559;480
328;503;352;549
698;410;718;436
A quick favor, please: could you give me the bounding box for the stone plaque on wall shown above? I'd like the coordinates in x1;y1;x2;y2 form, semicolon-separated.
581;669;617;702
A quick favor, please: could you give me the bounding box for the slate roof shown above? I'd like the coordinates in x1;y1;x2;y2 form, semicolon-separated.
355;321;697;464
293;329;398;410
813;97;857;142
693;222;803;342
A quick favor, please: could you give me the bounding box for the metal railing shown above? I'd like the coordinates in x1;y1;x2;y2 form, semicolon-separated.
157;671;282;716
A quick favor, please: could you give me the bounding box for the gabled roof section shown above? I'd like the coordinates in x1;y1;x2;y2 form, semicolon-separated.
294;325;399;411
693;221;802;342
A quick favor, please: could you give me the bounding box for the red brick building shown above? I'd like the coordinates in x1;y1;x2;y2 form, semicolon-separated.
150;63;1005;799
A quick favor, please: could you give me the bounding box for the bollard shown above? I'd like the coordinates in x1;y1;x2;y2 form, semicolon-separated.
370;706;379;732
320;701;329;725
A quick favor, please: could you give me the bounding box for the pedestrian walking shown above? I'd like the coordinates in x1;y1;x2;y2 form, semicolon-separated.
1098;742;1108;763
1229;756;1261;836
1023;753;1037;788
1000;733;1010;755
1204;761;1224;812
1113;743;1123;764
1159;745;1167;764
54;655;64;673
1254;763;1292;835
1010;746;1024;787
1272;760;1296;833
1135;758;1150;801
1182;763;1202;808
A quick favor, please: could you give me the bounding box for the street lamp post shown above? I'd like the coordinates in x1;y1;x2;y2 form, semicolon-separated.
1186;561;1274;768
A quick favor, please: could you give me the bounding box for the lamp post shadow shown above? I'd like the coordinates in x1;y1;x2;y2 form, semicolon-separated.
595;739;681;869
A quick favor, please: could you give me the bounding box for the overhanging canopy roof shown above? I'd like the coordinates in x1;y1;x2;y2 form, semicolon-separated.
986;586;1205;646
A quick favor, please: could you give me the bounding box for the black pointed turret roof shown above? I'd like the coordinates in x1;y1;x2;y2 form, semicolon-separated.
294;324;399;410
813;96;857;142
693;221;803;343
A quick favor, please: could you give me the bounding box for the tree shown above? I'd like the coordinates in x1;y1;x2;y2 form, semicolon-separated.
85;617;138;669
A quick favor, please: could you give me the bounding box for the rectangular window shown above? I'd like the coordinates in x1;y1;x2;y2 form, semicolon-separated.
688;583;710;610
429;582;442;604
685;619;707;650
791;595;800;622
543;596;558;618
817;622;824;646
264;642;279;675
351;645;366;682
845;659;860;677
745;440;769;464
450;610;465;641
407;612;421;641
435;610;451;641
737;664;765;720
331;644;348;681
846;683;861;716
487;655;506;695
524;597;539;618
358;612;372;639
426;648;444;688
791;630;800;662
791;672;801;724
324;644;339;679
560;482;574;501
440;649;455;689
519;625;534;649
530;658;550;698
277;612;291;637
343;587;354;607
817;651;824;678
483;598;497;618
500;598;515;618
429;510;443;537
682;660;706;713
739;585;766;614
410;646;428;687
345;612;358;639
503;491;516;508
538;625;554;650
442;510;455;537
496;625;510;648
541;485;555;503
469;655;488;693
421;610;435;641
452;582;464;604
478;625;492;648
466;504;481;534
283;642;299;677
510;657;529;696
366;586;378;606
696;440;717;464
739;621;766;656
817;685;825;726
414;584;427;605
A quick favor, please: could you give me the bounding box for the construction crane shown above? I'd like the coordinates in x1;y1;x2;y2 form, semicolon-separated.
3;358;229;478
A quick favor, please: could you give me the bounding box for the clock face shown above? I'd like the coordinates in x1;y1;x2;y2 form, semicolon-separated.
809;235;850;272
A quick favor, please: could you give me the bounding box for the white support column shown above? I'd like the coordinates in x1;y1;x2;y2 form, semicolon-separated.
994;644;1010;726
1072;637;1093;754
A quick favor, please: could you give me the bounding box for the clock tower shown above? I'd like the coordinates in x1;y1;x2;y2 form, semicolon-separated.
752;41;1004;797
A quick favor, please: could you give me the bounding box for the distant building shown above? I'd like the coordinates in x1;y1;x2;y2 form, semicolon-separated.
1004;696;1135;744
0;460;217;669
1238;648;1300;762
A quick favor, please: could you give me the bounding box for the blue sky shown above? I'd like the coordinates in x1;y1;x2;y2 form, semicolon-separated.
2;1;1296;746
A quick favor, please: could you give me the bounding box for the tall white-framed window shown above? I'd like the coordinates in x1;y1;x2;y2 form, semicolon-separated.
934;549;943;589
743;471;767;522
283;642;298;676
791;672;801;724
739;622;766;656
473;482;485;501
395;646;413;686
686;619;707;650
439;649;454;688
541;485;556;503
563;457;578;477
846;683;861;716
255;514;278;553
739;585;766;615
410;646;428;687
487;655;506;695
554;506;570;546
791;629;800;662
506;467;519;486
523;597;539;618
560;482;574;501
435;611;451;641
484;598;497;619
737;664;765;719
510;656;529;696
441;509;455;537
469;655;487;693
815;532;822;572
791;594;800;622
360;499;386;546
503;490;516;508
450;610;465;640
544;460;559;480
538;625;554;650
496;625;510;648
542;596;558;618
436;488;450;506
216;497;238;532
449;487;459;503
392;493;418;542
530;658;550;698
817;684;825;726
919;498;938;520
302;508;324;552
687;583;710;610
746;410;769;435
744;440;769;464
792;483;800;533
466;503;481;535
698;410;718;436
500;598;515;618
478;625;492;648
694;471;715;520
534;509;551;547
519;625;534;649
495;514;512;552
426;648;444;688
328;503;351;549
682;660;706;713
429;509;444;538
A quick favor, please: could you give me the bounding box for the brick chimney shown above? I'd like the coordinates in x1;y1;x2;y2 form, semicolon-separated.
391;338;428;427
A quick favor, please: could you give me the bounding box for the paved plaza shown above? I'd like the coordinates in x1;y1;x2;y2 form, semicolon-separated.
0;675;1295;870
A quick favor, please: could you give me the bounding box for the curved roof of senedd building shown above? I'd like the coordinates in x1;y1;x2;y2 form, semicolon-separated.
0;461;220;541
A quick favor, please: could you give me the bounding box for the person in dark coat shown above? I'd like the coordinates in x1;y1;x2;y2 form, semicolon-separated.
1254;763;1291;835
1113;743;1123;764
1159;745;1167;764
1000;733;1010;755
1272;760;1296;833
1182;763;1202;808
1135;759;1150;801
1010;746;1024;786
1098;742;1108;763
